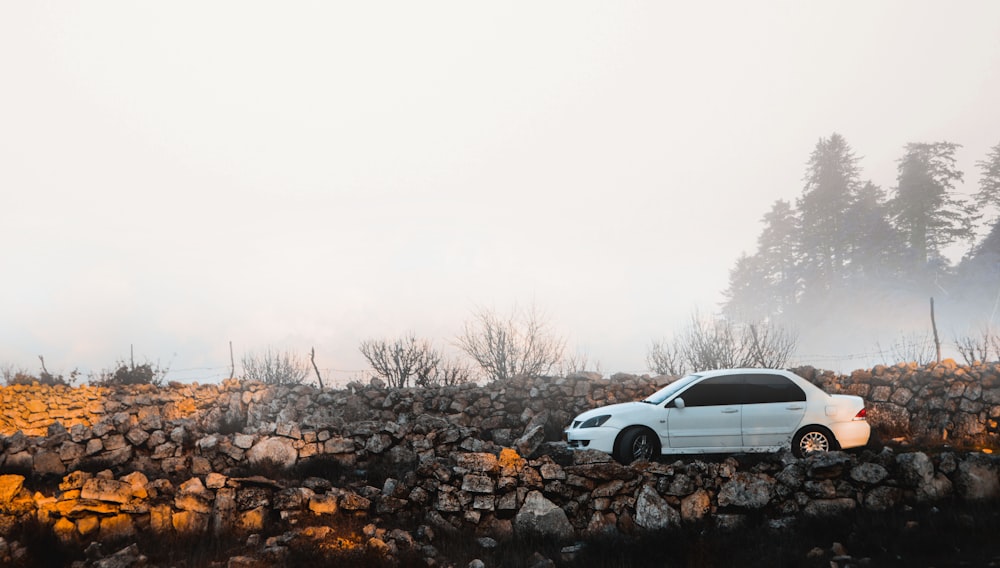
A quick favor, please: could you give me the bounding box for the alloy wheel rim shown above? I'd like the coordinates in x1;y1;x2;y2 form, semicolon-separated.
800;432;829;454
632;434;652;459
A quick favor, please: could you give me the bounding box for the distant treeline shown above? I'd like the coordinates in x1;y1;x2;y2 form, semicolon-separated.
722;134;1000;354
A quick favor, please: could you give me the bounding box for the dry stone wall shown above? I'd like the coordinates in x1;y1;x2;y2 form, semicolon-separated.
1;362;1000;565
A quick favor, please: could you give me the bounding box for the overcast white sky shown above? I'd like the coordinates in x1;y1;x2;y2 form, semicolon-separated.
2;2;999;383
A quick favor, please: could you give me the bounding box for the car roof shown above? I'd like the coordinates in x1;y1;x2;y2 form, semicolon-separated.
693;368;794;377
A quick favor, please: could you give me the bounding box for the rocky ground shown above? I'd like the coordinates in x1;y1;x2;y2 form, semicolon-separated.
1;362;1000;566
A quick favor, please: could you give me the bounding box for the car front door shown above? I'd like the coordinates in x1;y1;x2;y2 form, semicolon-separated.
666;375;743;449
740;373;807;448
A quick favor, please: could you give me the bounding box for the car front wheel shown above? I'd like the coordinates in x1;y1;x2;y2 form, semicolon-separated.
793;427;836;458
615;427;659;464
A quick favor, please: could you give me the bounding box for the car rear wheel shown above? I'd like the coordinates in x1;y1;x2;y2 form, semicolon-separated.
793;426;837;458
615;427;659;464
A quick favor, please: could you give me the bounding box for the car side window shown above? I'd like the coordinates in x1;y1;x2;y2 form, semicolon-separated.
744;373;806;404
676;375;744;407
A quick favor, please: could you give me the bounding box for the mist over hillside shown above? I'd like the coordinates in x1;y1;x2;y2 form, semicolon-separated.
720;134;1000;372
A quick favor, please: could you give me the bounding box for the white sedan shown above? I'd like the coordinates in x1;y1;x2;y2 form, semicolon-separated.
564;368;870;463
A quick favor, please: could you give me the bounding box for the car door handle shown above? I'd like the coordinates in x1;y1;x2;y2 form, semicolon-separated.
785;405;804;410
721;408;739;414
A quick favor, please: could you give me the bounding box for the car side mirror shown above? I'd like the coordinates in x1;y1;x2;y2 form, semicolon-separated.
673;397;685;410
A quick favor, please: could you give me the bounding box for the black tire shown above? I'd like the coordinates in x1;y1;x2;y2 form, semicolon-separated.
615;427;659;464
792;426;837;458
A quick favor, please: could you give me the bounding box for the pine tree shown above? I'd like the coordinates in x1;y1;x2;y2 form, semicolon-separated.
797;133;861;295
843;181;905;282
722;200;799;321
974;140;1000;225
890;141;973;272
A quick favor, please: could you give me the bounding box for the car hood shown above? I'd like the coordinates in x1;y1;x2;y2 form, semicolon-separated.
573;401;652;422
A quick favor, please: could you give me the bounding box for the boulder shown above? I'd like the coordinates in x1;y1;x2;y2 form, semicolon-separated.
954;456;1000;500
634;485;680;530
0;476;24;504
514;491;574;541
718;473;773;509
246;437;297;469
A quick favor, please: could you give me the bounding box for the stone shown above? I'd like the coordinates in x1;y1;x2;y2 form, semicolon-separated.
150;504;173;533
803;498;856;518
172;510;209;534
806;452;852;479
340;492;371;511
454;452;500;474
634;485;680;530
76;515;100;536
850;463;889;485
33;450;66;476
53;517;76;543
718;473;774;509
461;474;495;494
863;486;903;511
324;437;355;454
175;493;213;514
206;472;228;489
233;434;255;449
211;487;237;535
309;494;339;515
99;514;135;541
513;490;574;541
955;456;1000;500
121;471;149;499
238;507;266;532
539;463;566;481
92;543;145;568
680;488;712;524
246;437;297;469
236;487;271;510
514;425;546;458
0;475;24;504
81;479;132;504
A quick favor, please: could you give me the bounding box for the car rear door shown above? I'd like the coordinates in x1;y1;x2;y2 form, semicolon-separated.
665;375;743;449
740;373;807;448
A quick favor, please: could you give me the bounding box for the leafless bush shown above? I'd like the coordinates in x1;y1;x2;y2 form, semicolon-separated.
954;327;1000;364
92;360;167;386
648;313;797;374
241;348;309;385
559;351;602;376
877;333;936;366
456;304;566;382
743;321;798;368
4;357;79;386
1;363;30;385
359;334;440;388
647;340;686;376
424;357;475;387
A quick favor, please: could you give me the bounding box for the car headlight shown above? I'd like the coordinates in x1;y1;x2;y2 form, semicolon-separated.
580;415;611;428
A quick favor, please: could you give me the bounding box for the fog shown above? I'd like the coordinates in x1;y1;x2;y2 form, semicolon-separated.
2;2;999;383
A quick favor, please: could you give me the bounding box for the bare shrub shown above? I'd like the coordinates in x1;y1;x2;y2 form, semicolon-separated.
560;351;602;376
241;348;309;385
5;357;79;386
954;327;1000;364
877;333;936;366
648;313;797;374
647;340;686;376
743;321;798;368
92;360;167;386
456;304;566;382
359;334;440;388
425;357;475;387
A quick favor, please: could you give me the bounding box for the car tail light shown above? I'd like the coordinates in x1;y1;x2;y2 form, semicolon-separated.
853;408;867;421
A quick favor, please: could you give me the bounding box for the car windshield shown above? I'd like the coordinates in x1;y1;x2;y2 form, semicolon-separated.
643;374;702;405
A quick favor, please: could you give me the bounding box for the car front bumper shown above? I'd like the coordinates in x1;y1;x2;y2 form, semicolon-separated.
564;425;619;454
